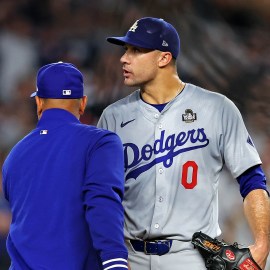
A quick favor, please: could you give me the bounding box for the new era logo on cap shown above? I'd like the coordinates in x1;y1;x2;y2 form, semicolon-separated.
162;40;168;47
30;62;84;99
107;17;180;59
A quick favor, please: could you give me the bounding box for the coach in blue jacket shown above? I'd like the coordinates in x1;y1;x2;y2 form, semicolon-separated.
2;62;129;270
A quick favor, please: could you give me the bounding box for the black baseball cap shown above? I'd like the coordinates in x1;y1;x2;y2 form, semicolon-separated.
107;17;180;59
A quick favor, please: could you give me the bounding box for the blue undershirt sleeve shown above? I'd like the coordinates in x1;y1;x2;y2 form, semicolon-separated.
237;164;269;199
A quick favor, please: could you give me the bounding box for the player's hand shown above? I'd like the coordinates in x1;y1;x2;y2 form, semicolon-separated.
249;243;269;269
128;262;131;270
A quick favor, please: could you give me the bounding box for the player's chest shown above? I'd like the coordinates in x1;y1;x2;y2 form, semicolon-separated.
116;105;217;147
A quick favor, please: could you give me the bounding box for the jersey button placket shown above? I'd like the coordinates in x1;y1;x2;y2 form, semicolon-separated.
150;118;167;235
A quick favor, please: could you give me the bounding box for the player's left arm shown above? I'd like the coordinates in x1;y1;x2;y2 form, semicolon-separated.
220;96;270;268
244;188;270;269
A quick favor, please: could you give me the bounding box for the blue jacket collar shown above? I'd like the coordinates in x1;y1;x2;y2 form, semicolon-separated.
37;108;80;128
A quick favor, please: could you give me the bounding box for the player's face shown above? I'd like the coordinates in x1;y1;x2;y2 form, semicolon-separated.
120;44;161;87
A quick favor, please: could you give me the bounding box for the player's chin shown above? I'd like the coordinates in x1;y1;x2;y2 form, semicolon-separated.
123;78;136;87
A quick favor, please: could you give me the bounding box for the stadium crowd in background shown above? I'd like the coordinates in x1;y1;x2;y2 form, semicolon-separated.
0;0;269;268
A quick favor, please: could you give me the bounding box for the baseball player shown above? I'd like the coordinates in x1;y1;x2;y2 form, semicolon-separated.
2;62;129;270
97;17;270;269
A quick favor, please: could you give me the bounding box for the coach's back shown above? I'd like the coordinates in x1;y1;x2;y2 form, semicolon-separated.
2;62;128;270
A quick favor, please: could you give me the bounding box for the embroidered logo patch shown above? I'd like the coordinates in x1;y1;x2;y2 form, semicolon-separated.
182;109;197;123
129;20;139;32
40;130;48;135
63;90;71;95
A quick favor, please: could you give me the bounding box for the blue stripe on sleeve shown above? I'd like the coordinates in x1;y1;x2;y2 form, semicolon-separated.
237;164;269;198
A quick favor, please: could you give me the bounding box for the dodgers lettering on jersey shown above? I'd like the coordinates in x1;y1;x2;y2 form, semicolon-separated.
124;128;209;180
97;83;261;241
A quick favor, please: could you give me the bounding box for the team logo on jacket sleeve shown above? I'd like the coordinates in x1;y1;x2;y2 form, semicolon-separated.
182;109;197;123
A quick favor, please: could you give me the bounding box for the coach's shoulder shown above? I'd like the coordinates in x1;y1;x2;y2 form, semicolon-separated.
80;123;120;140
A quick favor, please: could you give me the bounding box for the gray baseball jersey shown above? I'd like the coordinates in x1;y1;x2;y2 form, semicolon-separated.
97;83;261;241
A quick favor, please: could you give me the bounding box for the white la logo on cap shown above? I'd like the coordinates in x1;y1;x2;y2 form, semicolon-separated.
63;90;71;95
129;20;139;32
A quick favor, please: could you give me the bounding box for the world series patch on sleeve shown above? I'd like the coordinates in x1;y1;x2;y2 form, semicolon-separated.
191;231;262;270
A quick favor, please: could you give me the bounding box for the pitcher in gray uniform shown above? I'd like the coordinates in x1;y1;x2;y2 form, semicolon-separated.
97;17;270;270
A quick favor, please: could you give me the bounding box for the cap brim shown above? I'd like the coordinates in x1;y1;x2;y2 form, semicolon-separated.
106;37;126;46
107;36;155;51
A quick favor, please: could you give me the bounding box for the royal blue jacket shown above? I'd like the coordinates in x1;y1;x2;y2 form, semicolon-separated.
2;109;128;270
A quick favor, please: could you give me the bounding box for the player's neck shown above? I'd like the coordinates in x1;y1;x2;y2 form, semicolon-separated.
140;78;185;105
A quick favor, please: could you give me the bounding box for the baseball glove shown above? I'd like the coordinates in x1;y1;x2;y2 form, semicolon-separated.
191;231;262;270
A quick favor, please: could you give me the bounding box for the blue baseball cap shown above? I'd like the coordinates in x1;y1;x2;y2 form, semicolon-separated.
107;17;180;59
30;62;84;99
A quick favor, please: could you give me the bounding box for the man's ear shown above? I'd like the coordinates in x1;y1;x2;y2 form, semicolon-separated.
35;96;44;119
79;96;88;115
158;52;173;67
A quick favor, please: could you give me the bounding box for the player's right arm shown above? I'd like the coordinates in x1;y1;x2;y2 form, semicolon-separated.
97;110;109;129
97;108;117;132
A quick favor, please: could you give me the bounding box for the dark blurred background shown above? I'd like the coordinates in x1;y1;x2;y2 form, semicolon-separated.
0;0;269;268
